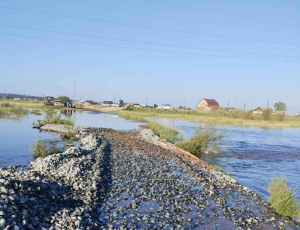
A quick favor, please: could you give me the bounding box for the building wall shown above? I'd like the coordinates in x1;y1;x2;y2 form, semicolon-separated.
196;99;210;111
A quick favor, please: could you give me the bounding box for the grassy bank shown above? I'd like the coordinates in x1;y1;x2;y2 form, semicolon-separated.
118;108;300;128
0;99;45;109
145;121;183;143
118;110;148;122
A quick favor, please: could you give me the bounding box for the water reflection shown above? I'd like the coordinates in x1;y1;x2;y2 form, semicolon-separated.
0;110;145;168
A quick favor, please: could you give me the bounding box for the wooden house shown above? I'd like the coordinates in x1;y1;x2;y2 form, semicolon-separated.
196;99;220;111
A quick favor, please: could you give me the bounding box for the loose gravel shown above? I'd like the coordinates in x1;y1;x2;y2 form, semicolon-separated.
0;127;299;229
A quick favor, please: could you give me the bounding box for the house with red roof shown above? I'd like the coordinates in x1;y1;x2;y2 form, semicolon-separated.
196;98;221;111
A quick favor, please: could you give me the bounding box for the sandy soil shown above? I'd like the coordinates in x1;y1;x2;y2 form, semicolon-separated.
83;104;123;112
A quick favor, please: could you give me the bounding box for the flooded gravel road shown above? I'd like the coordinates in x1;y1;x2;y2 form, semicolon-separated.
1;127;299;229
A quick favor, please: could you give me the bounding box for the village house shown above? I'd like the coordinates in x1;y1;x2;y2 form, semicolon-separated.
223;107;236;112
102;101;113;106
253;107;267;114
196;98;220;111
86;100;96;105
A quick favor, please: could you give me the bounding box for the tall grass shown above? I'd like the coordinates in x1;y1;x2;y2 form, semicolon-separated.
29;139;61;159
262;108;273;121
0;103;28;119
63;125;78;141
145;121;183;143
118;110;147;122
40;113;74;126
176;126;225;157
268;175;300;217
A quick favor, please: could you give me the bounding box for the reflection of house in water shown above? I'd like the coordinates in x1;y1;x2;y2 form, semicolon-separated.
196;98;220;111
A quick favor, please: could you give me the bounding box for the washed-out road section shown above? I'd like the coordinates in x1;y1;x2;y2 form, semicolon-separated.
0;125;299;229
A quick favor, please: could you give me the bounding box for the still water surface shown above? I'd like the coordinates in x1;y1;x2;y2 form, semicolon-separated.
0;110;144;168
147;117;300;200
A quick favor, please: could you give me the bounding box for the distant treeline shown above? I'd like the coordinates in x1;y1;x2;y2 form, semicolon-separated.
0;93;43;100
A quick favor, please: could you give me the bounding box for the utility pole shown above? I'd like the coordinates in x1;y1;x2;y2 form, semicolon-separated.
234;96;236;108
228;99;230;108
74;82;76;103
146;98;148;106
185;98;186;109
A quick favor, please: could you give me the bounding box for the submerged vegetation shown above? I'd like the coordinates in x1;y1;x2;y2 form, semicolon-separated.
268;175;300;217
176;126;225;157
145;121;183;143
29;139;61;159
0;102;28;119
31;109;42;115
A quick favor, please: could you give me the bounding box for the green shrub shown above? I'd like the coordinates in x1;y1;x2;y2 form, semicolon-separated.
0;105;28;120
63;125;78;141
145;121;182;143
124;107;134;111
262;108;273;121
41;113;74;126
1;103;14;108
176;126;225;157
268;175;300;217
29;139;49;159
275;112;285;122
29;139;61;159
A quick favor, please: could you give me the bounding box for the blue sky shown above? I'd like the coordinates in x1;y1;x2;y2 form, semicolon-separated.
0;0;299;113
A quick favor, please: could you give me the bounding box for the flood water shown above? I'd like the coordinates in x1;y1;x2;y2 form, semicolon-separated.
1;111;299;201
147;117;300;200
0;110;145;168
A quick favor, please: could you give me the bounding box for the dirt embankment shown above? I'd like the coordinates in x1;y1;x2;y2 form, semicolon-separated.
0;126;299;229
83;104;123;113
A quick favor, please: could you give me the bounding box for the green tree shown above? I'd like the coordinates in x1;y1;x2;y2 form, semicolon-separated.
154;103;158;108
55;96;70;105
119;99;124;107
274;101;287;112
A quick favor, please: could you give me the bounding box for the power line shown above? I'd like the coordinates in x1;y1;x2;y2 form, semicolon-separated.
142;0;300;28
1;6;300;47
1;32;299;63
1;24;299;59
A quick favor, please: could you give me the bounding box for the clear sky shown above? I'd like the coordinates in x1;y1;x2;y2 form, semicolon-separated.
0;0;299;113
